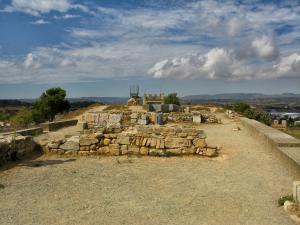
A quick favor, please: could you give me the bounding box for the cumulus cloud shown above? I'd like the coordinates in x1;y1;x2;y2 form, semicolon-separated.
251;35;279;60
3;0;88;16
148;48;300;80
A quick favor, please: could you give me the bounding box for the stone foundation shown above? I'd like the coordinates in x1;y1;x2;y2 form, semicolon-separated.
46;125;218;157
0;134;38;165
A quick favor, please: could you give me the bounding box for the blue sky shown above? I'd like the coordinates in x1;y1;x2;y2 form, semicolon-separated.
0;0;300;98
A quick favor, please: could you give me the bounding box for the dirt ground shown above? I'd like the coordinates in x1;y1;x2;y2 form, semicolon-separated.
1;114;300;225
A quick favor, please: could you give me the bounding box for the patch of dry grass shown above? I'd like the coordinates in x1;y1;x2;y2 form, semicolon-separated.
63;103;104;119
103;105;129;111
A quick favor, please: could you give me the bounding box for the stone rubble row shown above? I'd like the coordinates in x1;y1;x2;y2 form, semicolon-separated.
46;125;218;157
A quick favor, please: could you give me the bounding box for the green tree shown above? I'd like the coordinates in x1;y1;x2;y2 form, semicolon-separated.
32;87;70;122
164;93;180;105
233;102;250;113
10;107;33;128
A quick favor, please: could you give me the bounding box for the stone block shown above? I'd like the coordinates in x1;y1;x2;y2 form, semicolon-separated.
205;148;218;157
128;146;140;155
293;181;300;204
79;137;98;146
120;145;128;155
60;136;79;151
165;137;190;148
140;147;149;155
109;144;120;155
142;138;147;146
166;148;181;156
193;138;207;148
149;149;165;157
116;136;131;145
103;138;111;146
78;151;89;156
98;146;110;155
150;138;157;148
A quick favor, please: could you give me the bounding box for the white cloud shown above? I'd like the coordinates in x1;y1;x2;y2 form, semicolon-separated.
3;0;88;16
148;48;300;80
30;19;49;25
251;35;279;60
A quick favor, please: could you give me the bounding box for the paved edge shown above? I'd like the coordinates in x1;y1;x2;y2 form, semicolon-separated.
240;117;300;175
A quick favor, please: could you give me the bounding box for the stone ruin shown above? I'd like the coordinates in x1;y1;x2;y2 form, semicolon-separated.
46;125;218;157
81;111;221;128
0;134;37;165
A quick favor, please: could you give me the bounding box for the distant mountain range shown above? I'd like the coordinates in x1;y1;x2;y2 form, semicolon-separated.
182;93;300;101
4;93;300;105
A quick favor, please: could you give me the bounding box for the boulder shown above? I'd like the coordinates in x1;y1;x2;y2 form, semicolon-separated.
79;137;98;146
60;136;79;151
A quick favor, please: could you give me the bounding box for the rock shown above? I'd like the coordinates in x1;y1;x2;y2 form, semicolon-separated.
284;201;299;214
140;147;149;155
290;215;300;224
193;138;207;148
128;146;139;155
60;136;79;151
205;148;218;157
120;145;128;155
98;146;110;155
178;133;188;138
79;137;98;146
78;151;89;156
142;138;147;146
47;141;60;149
233;126;241;131
103;138;111;146
117;136;131;145
166;148;181;156
109;144;120;155
150;138;157;148
149;149;165;157
94;132;104;139
165;137;190;148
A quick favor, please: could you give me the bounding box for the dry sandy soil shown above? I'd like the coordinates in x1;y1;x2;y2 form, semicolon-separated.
1;114;300;225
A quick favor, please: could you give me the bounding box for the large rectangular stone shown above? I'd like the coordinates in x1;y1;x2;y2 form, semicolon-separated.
293;181;300;204
165;137;190;148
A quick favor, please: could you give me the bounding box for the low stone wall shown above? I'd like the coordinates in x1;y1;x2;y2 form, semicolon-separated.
240;117;300;177
0;127;43;136
0;134;38;166
41;119;78;132
46;125;218;157
82;111;221;128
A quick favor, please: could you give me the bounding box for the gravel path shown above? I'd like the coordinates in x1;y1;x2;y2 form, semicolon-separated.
1;114;299;225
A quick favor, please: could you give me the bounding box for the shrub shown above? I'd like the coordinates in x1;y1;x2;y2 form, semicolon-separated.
278;195;294;206
233;102;250;113
164;93;180;105
10;107;33;128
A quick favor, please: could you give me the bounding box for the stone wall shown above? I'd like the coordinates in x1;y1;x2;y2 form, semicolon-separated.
82;111;221;128
46;125;218;157
0;134;37;166
41;119;78;132
1;127;43;136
